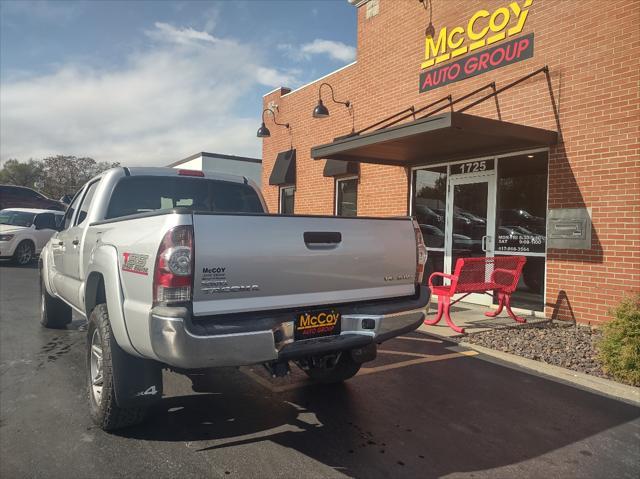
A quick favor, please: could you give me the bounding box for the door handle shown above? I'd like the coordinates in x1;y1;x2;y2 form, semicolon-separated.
481;235;489;252
303;231;342;244
72;239;79;246
57;240;64;246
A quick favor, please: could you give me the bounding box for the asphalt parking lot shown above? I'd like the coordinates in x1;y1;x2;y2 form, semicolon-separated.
1;263;639;479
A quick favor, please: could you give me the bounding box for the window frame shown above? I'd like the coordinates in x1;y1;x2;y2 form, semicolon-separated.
62;190;83;231
279;186;295;215
408;147;550;314
74;180;101;227
334;176;359;217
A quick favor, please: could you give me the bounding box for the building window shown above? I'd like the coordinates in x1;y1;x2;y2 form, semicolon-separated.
335;177;358;217
495;151;548;311
411;166;447;285
280;186;295;215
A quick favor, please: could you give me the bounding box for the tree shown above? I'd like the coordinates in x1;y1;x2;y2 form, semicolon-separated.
39;156;120;199
0;159;43;189
0;156;119;199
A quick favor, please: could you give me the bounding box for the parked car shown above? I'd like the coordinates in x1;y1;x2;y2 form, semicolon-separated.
39;167;430;430
419;224;474;250
499;209;545;234
0;208;64;265
59;194;74;205
0;185;66;211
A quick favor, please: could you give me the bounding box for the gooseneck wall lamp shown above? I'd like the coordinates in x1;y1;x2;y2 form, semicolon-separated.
256;108;290;138
419;0;435;38
312;82;354;133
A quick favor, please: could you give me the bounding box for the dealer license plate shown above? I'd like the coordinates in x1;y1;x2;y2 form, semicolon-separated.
295;309;341;340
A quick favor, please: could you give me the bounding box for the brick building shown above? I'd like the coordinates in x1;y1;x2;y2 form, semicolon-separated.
260;0;640;324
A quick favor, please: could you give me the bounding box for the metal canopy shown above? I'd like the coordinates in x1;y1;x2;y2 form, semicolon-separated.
269;149;296;185
323;159;360;177
310;112;558;166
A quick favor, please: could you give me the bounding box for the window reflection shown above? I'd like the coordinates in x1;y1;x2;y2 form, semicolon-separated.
451;182;488;271
496;153;547;253
336;178;358;217
280;187;295;215
496;152;548;310
413;167;446;249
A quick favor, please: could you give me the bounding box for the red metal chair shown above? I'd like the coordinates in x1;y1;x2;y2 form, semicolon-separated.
424;256;527;334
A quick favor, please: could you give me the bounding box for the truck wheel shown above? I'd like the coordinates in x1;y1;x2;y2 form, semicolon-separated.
305;353;361;384
12;240;34;266
40;272;72;329
87;304;148;430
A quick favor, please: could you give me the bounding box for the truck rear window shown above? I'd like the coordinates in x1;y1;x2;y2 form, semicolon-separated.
106;176;264;219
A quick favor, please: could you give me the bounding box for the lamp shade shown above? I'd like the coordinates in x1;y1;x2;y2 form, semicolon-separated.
312;99;330;118
425;22;435;38
256;122;271;138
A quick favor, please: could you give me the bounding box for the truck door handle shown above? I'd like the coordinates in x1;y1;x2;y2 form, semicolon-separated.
72;239;79;246
303;232;342;244
57;240;64;246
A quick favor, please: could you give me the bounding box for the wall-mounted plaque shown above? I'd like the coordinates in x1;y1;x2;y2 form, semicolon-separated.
547;208;592;249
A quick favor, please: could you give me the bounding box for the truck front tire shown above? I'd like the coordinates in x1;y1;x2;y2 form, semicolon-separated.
87;303;148;431
305;353;362;384
40;271;72;329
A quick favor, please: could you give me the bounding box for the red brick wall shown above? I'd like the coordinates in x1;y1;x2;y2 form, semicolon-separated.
262;0;640;324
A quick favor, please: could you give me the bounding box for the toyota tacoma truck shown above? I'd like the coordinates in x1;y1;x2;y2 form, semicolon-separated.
39;167;429;430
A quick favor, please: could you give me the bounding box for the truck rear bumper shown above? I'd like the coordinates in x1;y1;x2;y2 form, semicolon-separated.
149;286;430;369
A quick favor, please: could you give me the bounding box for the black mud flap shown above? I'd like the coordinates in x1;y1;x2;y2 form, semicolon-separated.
111;337;163;408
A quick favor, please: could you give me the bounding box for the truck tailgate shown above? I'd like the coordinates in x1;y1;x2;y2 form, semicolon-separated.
192;214;417;316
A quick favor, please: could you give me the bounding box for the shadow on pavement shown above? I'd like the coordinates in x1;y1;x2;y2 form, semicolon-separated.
118;337;640;478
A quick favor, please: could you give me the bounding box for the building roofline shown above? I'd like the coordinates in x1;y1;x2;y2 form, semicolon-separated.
261;60;357;100
283;61;357;98
261;86;292;99
168;152;262;168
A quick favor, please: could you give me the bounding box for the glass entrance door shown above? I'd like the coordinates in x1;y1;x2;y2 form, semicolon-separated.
445;174;496;305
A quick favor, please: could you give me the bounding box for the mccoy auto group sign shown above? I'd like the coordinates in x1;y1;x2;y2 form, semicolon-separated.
419;0;534;93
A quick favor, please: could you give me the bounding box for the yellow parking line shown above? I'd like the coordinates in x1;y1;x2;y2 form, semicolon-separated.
377;349;432;358
359;350;478;375
241;350;479;392
397;336;443;344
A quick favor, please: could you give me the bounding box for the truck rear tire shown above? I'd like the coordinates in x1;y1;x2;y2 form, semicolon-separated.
40;271;72;329
87;304;148;431
305;353;362;384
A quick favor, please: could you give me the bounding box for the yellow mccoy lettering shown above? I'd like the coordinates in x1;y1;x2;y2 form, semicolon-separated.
298;312;340;329
421;0;533;69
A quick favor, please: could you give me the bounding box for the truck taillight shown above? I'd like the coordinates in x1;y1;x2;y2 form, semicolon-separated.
154;225;194;304
412;219;428;284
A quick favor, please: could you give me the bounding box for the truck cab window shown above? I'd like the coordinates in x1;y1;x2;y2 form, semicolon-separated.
63;193;82;230
76;181;100;226
106;176;264;219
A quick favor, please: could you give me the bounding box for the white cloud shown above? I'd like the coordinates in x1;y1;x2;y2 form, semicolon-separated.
145;22;220;46
0;22;299;166
300;39;356;62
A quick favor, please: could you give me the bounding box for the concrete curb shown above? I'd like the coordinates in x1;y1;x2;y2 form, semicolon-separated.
457;341;640;407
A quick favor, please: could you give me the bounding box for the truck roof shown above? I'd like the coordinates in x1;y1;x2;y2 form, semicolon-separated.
120;167;247;184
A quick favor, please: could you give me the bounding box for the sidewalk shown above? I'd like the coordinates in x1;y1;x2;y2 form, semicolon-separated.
419;301;548;338
416;301;640;407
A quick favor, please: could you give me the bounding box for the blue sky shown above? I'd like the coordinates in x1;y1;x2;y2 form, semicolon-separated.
0;0;357;165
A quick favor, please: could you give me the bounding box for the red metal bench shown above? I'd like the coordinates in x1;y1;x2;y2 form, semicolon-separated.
424;256;527;334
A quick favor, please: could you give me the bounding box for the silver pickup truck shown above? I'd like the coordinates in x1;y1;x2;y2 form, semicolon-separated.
39;167;429;430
